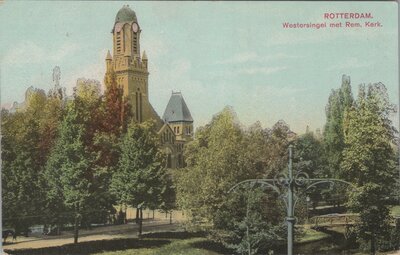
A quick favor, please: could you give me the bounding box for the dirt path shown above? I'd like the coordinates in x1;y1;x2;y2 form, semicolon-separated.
3;220;181;251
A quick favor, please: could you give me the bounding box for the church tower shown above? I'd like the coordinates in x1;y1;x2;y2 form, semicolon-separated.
104;5;161;125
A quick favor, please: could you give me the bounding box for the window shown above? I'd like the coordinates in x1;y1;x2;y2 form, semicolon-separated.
133;34;137;54
177;126;180;134
116;32;121;53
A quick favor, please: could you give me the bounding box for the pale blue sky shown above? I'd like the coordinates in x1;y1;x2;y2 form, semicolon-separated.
0;1;398;133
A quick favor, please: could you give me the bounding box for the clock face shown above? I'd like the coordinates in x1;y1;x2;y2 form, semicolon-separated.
132;23;138;33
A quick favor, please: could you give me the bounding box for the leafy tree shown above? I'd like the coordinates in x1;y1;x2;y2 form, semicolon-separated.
264;120;293;178
73;78;118;226
2;88;56;235
103;71;130;136
110;120;165;236
44;102;92;243
342;83;397;253
175;107;287;251
225;187;286;255
324;75;354;178
294;132;328;211
2;110;43;234
159;169;176;224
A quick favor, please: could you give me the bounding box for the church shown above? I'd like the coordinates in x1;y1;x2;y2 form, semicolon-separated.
103;5;194;169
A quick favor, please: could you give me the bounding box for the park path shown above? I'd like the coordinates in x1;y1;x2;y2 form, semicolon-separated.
2;219;180;251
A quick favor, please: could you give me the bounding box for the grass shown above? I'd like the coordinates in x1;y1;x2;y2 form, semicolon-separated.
390;205;400;216
5;232;229;255
95;237;221;255
296;227;330;244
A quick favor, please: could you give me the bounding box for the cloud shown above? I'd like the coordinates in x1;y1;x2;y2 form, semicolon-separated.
216;52;298;65
238;66;287;75
216;52;258;64
49;43;80;62
325;57;372;71
2;41;80;66
62;48;107;95
3;41;45;65
149;58;207;126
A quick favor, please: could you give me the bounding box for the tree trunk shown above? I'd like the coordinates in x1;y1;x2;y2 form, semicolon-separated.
136;207;139;224
152;210;155;219
370;232;376;255
138;208;143;237
169;211;172;224
74;204;81;244
74;214;79;244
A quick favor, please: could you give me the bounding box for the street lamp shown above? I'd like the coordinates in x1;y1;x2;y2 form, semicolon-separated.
229;145;356;255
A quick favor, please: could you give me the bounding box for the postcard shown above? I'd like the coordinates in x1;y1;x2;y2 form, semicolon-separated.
1;1;399;255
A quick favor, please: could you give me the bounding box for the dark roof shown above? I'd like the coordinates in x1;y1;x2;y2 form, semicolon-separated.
115;5;137;23
162;92;193;123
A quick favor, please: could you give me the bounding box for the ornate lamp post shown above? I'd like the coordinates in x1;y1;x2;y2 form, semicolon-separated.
229;145;355;255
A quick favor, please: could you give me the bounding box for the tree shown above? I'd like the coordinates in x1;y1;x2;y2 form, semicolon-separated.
2;111;43;235
2;88;55;235
159;169;176;224
224;187;286;255
324;75;354;178
73;78;117;227
342;83;397;253
175;107;287;251
44;102;91;243
110;120;165;236
102;71;130;136
264;120;294;178
294;132;327;212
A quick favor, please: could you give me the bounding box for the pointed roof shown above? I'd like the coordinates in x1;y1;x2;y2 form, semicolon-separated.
142;50;147;60
106;50;112;60
162;92;193;123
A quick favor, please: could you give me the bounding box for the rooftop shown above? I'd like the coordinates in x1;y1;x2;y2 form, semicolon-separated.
162;92;193;123
115;5;137;24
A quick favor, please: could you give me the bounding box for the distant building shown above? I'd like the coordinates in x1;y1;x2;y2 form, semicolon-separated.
104;5;193;168
9;86;46;113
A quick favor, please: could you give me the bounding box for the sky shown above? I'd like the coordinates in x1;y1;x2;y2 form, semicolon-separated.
0;1;398;134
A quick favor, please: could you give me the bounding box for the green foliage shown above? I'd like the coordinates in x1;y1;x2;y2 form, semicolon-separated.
341;83;396;253
226;188;285;255
44;102;92;214
175;107;289;251
294;132;326;178
2;89;63;233
342;83;395;186
175;107;248;225
323;75;354;178
110;120;165;209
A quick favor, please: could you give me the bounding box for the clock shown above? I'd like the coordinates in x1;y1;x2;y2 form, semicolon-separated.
132;23;138;33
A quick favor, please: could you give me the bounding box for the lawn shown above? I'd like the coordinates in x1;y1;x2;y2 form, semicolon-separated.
296;227;330;244
94;237;221;255
4;228;338;255
5;232;231;255
390;205;400;216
